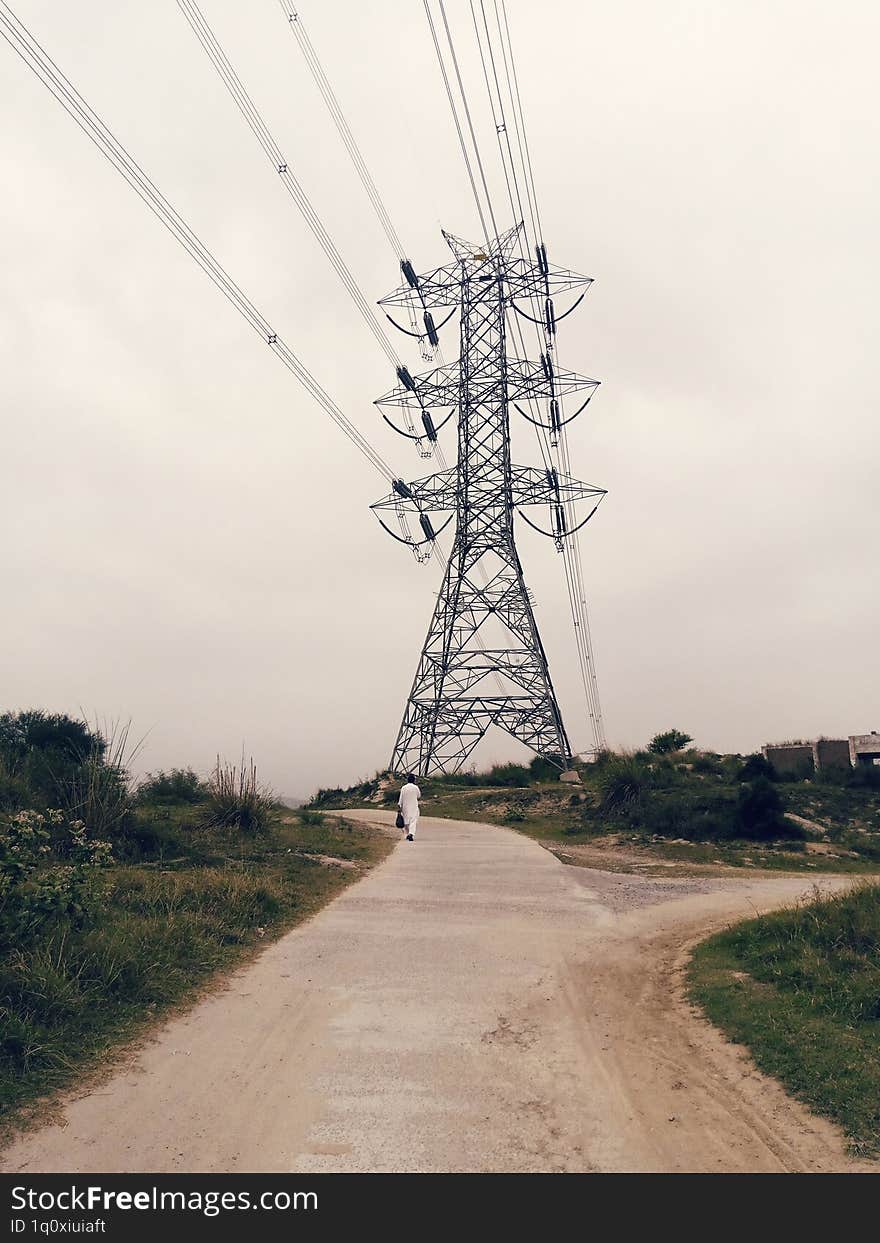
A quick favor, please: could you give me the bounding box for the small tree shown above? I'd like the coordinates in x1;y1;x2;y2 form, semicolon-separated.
648;729;693;755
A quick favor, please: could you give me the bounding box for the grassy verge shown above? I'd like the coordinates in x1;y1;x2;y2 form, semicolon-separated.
0;808;391;1134
360;785;879;875
688;882;880;1155
310;750;880;876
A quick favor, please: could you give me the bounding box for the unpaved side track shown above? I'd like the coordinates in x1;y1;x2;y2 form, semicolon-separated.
2;813;874;1173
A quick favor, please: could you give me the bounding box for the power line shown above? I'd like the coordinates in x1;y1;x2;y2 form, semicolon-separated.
497;0;544;245
437;0;501;242
176;0;401;372
275;1;449;461
0;0;397;483
277;1;405;261
423;0;491;246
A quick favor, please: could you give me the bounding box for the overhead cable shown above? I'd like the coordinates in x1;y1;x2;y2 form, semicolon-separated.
0;1;397;482
175;0;401;371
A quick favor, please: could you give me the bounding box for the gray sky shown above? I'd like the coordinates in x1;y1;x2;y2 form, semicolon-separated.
1;1;877;795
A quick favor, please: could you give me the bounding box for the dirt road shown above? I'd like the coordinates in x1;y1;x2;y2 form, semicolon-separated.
2;813;874;1173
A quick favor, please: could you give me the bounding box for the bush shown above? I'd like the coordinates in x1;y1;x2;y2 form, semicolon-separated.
485;763;531;787
691;753;723;776
589;764;804;843
529;755;562;783
0;712;139;841
0;712;108;810
137;768;209;805
735;753;776;782
736;777;797;840
637;788;740;840
0;711;102;774
0;763;29;813
204;757;274;833
0;809;112;945
597;756;649;811
648;729;693;755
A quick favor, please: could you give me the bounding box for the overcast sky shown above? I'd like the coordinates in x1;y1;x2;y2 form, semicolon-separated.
1;1;877;795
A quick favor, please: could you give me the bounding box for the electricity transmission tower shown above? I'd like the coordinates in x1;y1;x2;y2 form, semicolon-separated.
372;224;605;777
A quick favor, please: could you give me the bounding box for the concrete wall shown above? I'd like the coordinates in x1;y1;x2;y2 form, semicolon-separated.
850;733;880;766
763;743;814;776
813;739;851;771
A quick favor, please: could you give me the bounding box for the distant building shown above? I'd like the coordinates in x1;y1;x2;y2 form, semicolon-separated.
850;733;880;767
762;742;814;777
813;739;851;771
762;734;879;773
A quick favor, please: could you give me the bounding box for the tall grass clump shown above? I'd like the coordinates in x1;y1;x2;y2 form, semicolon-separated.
596;754;649;811
60;720;140;840
204;756;274;833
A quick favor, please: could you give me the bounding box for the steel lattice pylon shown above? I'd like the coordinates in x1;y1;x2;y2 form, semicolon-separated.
372;225;604;777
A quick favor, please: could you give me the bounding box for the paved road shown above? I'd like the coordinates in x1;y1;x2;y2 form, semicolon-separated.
2;813;872;1172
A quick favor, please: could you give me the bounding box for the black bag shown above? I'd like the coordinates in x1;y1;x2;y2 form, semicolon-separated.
395;810;405;829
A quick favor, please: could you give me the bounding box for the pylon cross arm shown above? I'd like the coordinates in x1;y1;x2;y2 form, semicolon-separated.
370;467;457;513
505;359;600;401
509;467;607;508
371;466;605;516
374;359;599;410
378;260;593;310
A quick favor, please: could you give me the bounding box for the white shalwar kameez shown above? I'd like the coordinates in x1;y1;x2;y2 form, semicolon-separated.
398;782;421;837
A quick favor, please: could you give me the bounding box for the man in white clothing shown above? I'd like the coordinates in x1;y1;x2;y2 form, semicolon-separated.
398;774;421;841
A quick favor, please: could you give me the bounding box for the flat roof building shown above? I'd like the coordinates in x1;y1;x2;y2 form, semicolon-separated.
850;733;880;767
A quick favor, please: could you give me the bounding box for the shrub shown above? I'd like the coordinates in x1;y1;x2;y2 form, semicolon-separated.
0;711;102;774
529;754;562;783
638;788;739;840
736;753;776;782
204;757;274;833
136;768;209;805
597;756;649;811
485;762;531;787
736;777;797;840
0;711;109;810
0;809;112;944
648;729;693;755
0;763;29;813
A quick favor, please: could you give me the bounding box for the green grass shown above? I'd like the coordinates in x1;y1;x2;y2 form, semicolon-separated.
688;883;880;1155
390;785;880;874
307;760;880;875
785;783;880;833
0;809;391;1133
